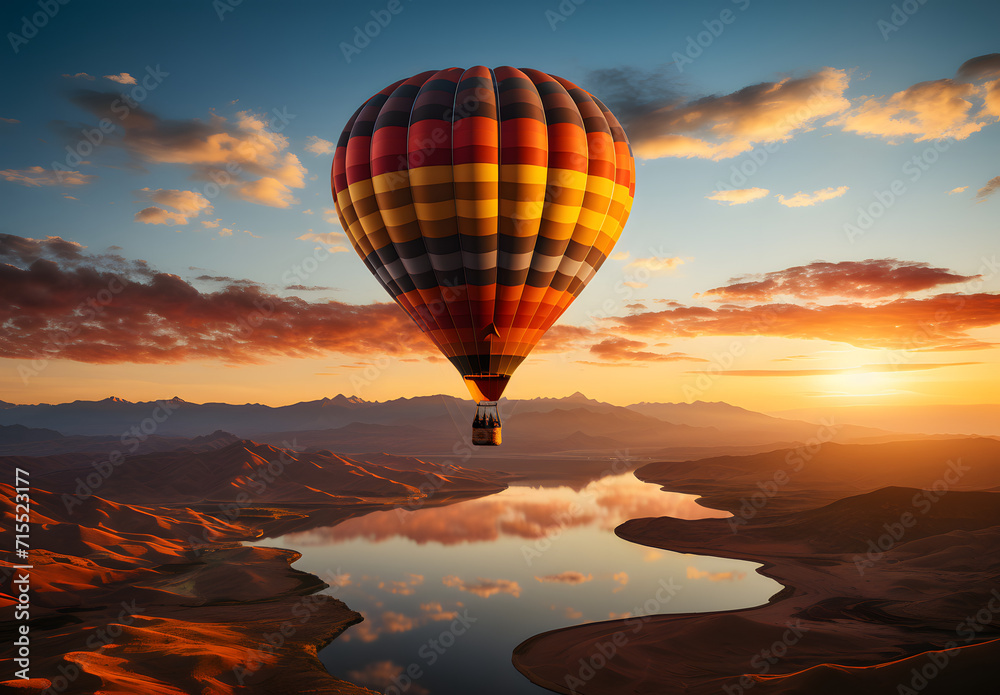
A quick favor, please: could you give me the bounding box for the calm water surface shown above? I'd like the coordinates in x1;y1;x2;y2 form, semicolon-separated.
253;473;781;694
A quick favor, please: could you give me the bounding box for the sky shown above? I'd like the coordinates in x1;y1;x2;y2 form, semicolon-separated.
1;0;998;411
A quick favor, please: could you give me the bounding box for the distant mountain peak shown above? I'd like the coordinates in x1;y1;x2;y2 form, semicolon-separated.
328;394;368;406
103;396;131;404
565;391;592;402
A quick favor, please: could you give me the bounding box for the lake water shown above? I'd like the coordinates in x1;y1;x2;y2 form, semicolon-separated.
254;473;781;694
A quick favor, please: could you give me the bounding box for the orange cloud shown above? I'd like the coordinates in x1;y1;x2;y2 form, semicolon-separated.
380;611;417;633
588;337;706;364
698;259;978;302
832;79;989;142
775;186;848;208
535;572;593;585
304;135;335;155
67;91;306;207
831;56;1000;143
134;187;213;225
1;166;96;187
297;231;349;251
625;256;685;273
626;68;851;160
706;187;769;206
442;575;521;598
104;72;136;85
686;566;746;582
0;234;432;365
347;660;428;695
613;292;1000;352
976;175;1000;201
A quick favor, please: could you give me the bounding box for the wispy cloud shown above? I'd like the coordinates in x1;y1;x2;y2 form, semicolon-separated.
442;575;521;598
706;187;769;206
133;188;213;226
625;256;685;273
1;166;96;187
534;572;593;585
776;186;848;207
975;175;1000;201
304;135;335;155
104;72;137;85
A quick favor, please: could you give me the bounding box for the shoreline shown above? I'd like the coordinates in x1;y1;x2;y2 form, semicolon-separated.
512;439;1000;694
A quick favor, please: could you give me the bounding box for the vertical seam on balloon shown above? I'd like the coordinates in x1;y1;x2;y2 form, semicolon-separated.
495;68;547;380
407;71;465;373
453;68;479;387
489;65;503;378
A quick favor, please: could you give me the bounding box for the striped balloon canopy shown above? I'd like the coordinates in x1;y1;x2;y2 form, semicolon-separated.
331;66;635;403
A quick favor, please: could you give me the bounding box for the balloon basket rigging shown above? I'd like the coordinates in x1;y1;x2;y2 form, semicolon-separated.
471;401;501;447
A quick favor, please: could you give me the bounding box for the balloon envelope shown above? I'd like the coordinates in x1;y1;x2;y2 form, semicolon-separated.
331;66;635;402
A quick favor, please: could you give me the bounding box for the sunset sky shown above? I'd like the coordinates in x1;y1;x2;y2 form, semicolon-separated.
1;0;998;411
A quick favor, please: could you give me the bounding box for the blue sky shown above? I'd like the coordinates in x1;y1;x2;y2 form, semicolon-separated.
1;0;998;408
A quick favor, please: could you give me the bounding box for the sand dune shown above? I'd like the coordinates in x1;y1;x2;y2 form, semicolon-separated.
0;441;505;693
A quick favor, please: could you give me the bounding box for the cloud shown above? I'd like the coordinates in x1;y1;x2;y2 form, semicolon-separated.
419;602;459;621
134;207;188;225
705;362;979;377
686;566;746;582
104;73;137;85
218;228;233;237
776;185;848;207
442;575;521;598
285;284;337;292
618;67;851;160
347;661;428;695
380;611;417;633
956;53;1000;81
535;572;593;585
304;135;335;155
1;166;96;187
297;231;348;251
612;571;629;593
588;337;707;364
625;256;685;273
698;259;978;302
0;117;20;124
975;175;1000;201
564;607;584;619
65;92;307;207
378;574;424;595
322;207;340;224
133;188;213;225
706;187;769;206
62;73;95;80
949;186;969;195
830;77;994;143
0;234;434;365
610;250;630;260
201;218;222;228
612;291;1000;352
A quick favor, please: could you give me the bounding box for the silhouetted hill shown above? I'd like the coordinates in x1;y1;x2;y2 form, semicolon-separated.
0;392;970;457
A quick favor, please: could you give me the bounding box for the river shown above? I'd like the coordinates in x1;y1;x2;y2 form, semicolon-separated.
251;472;781;694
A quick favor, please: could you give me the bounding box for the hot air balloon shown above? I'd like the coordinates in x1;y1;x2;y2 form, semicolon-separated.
331;66;635;445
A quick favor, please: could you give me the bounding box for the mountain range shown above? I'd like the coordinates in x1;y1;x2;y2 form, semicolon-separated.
2;392;991;458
